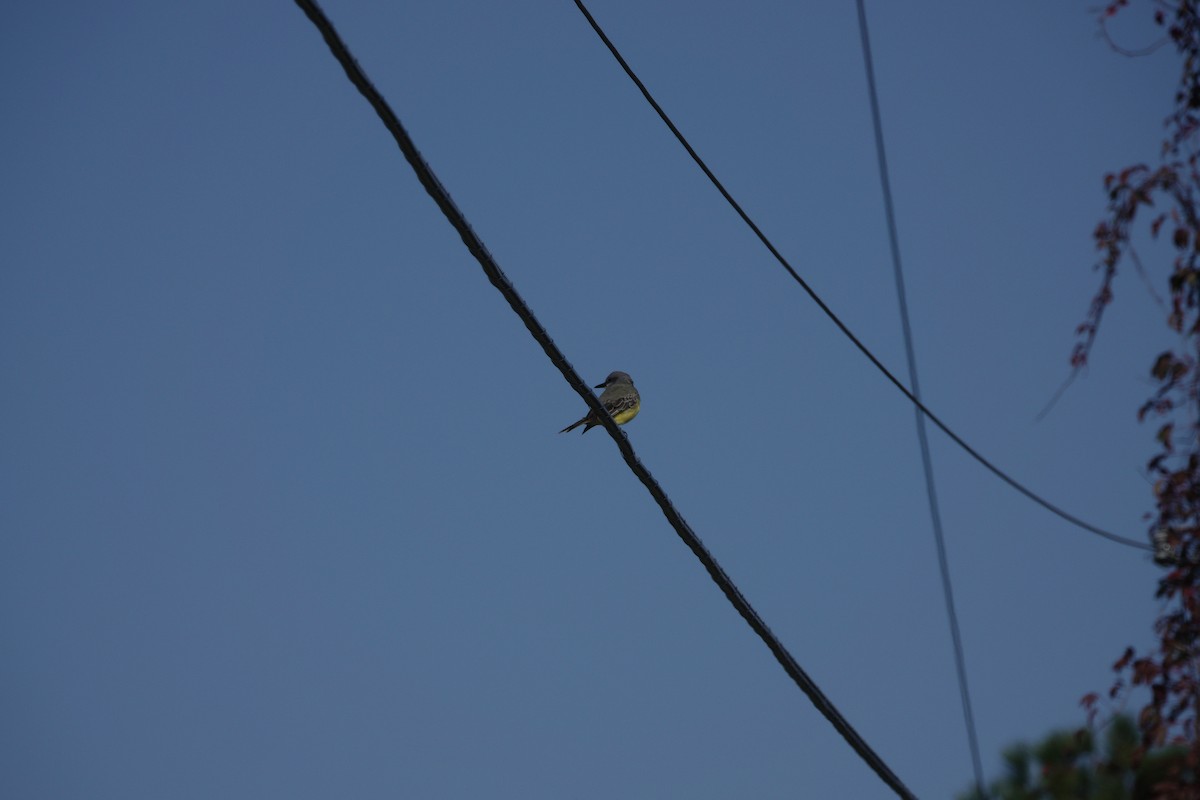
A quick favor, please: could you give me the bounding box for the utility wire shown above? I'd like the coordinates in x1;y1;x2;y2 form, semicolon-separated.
855;2;986;796
291;1;918;797
571;0;1152;554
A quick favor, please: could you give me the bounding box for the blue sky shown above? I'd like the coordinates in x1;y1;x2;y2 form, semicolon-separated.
0;2;1183;797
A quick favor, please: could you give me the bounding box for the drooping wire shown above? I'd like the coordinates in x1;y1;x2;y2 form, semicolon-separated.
571;0;1152;554
855;1;986;795
290;1;918;796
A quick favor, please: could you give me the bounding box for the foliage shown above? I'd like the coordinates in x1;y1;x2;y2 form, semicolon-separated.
957;717;1187;799
1076;1;1200;795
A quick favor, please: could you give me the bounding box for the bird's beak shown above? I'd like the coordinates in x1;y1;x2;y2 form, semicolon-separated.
593;381;607;389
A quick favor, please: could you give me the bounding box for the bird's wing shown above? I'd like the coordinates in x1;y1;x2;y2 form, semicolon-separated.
603;392;639;416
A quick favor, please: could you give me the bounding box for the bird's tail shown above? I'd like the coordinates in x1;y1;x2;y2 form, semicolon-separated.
559;417;586;434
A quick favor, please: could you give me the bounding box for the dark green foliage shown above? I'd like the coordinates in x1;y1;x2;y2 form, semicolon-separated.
957;717;1189;800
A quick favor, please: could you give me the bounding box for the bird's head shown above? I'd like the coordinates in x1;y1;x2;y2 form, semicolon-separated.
596;371;634;389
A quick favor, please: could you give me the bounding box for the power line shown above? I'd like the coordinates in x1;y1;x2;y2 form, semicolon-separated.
855;1;986;796
571;0;1152;554
290;1;918;797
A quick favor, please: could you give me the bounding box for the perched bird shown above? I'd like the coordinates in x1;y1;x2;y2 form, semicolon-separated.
559;371;640;434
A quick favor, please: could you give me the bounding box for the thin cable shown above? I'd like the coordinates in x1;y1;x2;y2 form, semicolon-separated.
855;2;986;796
571;0;1151;554
290;2;918;796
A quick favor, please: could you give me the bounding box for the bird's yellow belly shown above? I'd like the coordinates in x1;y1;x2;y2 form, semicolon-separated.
612;404;640;425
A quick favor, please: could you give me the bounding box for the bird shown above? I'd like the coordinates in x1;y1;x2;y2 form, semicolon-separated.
559;371;640;434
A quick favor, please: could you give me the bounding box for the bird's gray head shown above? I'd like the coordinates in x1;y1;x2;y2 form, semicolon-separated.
596;371;633;388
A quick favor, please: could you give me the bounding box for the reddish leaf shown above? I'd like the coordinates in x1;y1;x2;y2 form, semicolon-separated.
1159;423;1176;446
1152;352;1175;380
